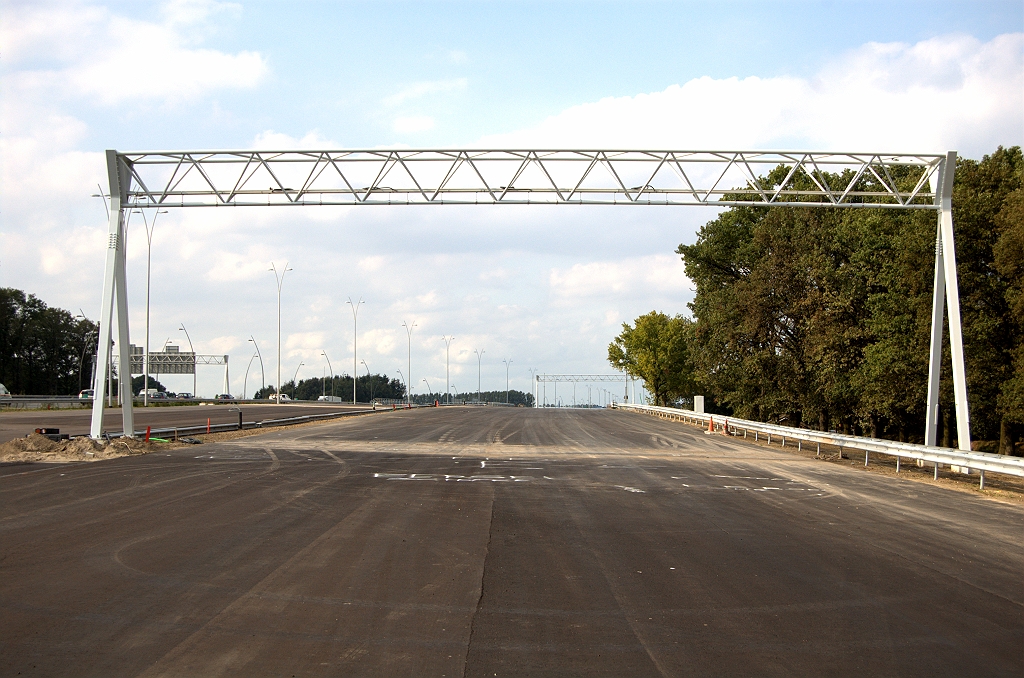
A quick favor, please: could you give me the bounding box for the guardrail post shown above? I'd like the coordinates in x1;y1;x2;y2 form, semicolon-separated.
934;462;939;480
865;451;869;467
896;456;901;473
979;470;985;489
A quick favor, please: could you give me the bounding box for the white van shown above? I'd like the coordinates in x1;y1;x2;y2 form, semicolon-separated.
0;383;11;399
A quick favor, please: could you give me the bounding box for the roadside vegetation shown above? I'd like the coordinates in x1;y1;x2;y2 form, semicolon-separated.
0;289;99;397
610;146;1023;455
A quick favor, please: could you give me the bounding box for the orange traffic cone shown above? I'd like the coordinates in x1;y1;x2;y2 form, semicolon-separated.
707;416;714;433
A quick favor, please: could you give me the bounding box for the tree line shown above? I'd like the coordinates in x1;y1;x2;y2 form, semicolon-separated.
254;373;406;402
427;389;534;406
610;146;1023;454
0;288;99;396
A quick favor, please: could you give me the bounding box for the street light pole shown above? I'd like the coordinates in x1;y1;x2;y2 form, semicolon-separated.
402;321;416;408
397;368;407;405
503;358;512;404
321;350;333;399
270;262;292;404
179;323;196;398
423;378;432;401
292;361;303;399
248;336;264;397
244;351;258;400
442;335;454;405
347;298;363;404
133;209;167;406
361;359;373;403
474;349;484;403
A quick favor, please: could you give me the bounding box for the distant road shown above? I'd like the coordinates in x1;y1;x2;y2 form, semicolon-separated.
1;407;1020;676
0;402;367;442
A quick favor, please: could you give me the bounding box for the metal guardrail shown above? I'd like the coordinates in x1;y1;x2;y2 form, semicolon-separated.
615;403;1024;489
120;408;382;439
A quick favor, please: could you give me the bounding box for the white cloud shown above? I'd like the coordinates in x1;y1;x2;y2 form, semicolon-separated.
393;116;436;134
252;129;339;150
205;250;275;282
2;3;267;107
480;33;1023;157
358;256;387;272
549;255;691;303
160;0;241;29
384;78;468;107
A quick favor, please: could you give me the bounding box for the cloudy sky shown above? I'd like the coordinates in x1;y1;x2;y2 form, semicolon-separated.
1;0;1021;400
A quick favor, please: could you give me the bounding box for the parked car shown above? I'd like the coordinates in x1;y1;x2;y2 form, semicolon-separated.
0;383;11;399
78;389;94;400
268;393;291;402
176;392;193;400
215;394;234;400
150;392;169;400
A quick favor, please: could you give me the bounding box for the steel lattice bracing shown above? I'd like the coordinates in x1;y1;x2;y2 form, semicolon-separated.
90;148;970;456
117;150;945;209
536;374;628;382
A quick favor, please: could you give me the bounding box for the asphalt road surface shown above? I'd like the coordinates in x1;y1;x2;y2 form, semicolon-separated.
0;403;366;443
1;407;1020;676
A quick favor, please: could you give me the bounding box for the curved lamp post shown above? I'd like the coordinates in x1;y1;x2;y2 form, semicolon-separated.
321;350;334;399
179;323;196;398
133;208;167;406
442;335;454;405
397;368;407;404
503;358;513;404
474;349;485;403
347;298;363;404
270;262;293;403
248;336;265;397
292;361;303;399
401;321;416;408
243;351;259;400
361;359;373;403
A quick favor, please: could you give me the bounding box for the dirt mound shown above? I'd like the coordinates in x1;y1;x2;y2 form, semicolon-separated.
0;433;185;463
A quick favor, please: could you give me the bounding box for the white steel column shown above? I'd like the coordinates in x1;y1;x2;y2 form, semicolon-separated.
113;227;134;436
90;150;134;438
223;356;230;396
924;151;971;451
924;225;945;447
938;151;971;451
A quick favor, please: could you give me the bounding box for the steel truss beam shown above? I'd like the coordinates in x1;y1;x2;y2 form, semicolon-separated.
90;149;969;452
536;374;627;382
114;149;943;208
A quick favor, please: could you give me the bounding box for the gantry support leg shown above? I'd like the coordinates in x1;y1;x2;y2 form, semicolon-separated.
925;224;946;447
223;357;230;396
90;150;135;439
924;151;971;451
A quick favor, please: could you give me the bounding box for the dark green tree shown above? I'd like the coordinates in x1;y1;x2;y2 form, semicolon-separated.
0;288;98;395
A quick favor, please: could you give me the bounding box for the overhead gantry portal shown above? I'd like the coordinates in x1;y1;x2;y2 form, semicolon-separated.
90;149;969;451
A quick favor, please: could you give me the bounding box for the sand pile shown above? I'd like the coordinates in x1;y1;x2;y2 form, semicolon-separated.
0;433;186;463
